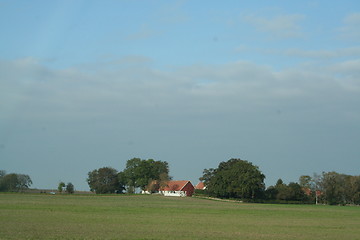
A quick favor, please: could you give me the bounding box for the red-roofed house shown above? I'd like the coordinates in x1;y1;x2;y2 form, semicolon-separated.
160;180;195;197
195;182;206;190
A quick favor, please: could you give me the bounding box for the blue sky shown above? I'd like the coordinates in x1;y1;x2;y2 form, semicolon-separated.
1;0;360;191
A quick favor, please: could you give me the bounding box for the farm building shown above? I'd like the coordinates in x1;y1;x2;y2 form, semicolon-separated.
141;180;195;197
159;180;195;197
195;181;206;190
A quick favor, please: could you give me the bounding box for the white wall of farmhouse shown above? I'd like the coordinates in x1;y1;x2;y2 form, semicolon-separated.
160;191;187;197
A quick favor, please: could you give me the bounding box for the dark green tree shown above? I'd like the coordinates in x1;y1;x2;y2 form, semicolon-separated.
199;168;215;185
66;182;74;194
320;171;346;205
0;173;18;191
299;175;312;189
58;182;66;193
266;179;307;202
0;173;32;192
347;175;360;204
0;171;4;192
287;182;307;201
87;167;125;194
203;159;265;199
117;171;128;193
123;158;171;191
264;185;278;200
16;174;32;191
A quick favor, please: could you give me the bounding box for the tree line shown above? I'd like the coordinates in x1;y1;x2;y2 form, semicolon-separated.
0;170;32;192
297;172;360;205
87;158;170;194
199;158;360;205
2;157;359;205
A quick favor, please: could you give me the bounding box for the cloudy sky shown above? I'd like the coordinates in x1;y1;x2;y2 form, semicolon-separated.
1;1;360;191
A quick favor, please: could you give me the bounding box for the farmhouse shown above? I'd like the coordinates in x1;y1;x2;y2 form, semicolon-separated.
159;180;195;197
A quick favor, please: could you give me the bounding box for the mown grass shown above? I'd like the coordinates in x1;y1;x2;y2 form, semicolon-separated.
1;193;360;239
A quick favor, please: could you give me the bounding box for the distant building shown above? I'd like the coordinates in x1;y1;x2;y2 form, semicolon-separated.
195;182;206;190
141;180;195;197
160;180;195;197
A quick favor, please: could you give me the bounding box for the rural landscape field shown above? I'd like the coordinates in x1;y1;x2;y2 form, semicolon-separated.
1;193;360;240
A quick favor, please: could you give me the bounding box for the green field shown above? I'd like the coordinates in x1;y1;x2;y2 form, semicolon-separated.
1;193;360;239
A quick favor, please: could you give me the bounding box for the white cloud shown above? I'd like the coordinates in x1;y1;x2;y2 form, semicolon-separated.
285;47;360;58
1;56;359;124
338;13;360;41
330;59;360;92
243;14;305;39
1;56;360;191
262;46;360;59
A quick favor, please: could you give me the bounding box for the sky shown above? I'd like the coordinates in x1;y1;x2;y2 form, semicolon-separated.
1;0;360;191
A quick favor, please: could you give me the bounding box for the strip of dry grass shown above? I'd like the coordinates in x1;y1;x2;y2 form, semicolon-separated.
1;193;359;239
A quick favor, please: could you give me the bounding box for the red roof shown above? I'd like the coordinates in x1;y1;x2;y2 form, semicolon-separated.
302;187;311;196
161;180;191;191
195;182;205;190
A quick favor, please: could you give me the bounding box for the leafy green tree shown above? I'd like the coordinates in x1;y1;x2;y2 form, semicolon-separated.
58;182;66;193
276;179;284;186
266;179;307;202
17;174;32;191
87;167;125;194
320;171;346;205
117;171;128;193
203;159;265;199
0;173;32;192
288;182;307;201
199;168;215;185
0;170;6;191
274;179;289;200
123;158;171;191
264;186;278;200
66;182;74;194
4;173;18;191
299;175;312;189
347;175;360;204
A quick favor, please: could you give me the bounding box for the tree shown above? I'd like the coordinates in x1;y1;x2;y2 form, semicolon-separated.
66;182;74;194
274;179;289;200
301;171;360;205
299;175;312;189
16;174;32;191
264;186;278;200
347;175;360;204
117;171;127;193
87;167;125;194
265;179;308;202
0;173;32;192
276;179;284;186
0;170;6;178
0;170;5;191
199;168;215;185
320;171;346;205
203;158;265;199
123;158;171;191
58;182;66;193
312;173;322;205
0;173;18;191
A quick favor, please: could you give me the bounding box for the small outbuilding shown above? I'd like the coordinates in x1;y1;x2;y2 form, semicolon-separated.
195;181;206;190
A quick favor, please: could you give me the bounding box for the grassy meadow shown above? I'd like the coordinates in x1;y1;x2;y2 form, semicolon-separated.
1;193;360;239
